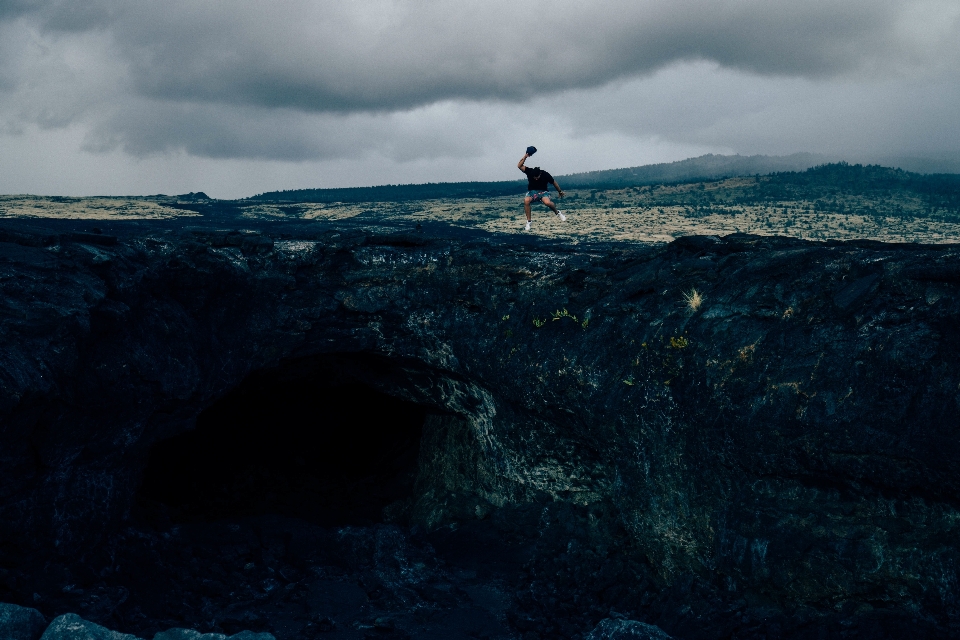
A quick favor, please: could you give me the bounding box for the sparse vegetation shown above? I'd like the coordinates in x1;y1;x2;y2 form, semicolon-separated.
681;288;703;314
551;308;579;323
5;162;959;245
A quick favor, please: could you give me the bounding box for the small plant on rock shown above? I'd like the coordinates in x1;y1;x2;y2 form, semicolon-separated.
682;288;704;314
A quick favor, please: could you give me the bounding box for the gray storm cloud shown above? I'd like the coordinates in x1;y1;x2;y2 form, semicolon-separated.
10;0;943;111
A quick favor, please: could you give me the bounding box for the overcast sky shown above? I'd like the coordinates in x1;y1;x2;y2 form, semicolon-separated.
1;0;958;199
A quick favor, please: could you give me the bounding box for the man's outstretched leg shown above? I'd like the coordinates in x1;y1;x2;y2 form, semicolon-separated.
523;196;533;231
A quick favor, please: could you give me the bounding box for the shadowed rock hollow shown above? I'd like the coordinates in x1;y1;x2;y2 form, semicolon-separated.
139;360;428;527
2;218;960;639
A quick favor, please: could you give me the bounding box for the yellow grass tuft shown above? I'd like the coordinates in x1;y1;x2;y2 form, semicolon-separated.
682;288;704;313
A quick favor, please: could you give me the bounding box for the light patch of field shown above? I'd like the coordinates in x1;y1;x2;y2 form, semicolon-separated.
2;185;958;244
238;202;368;220
0;196;199;220
306;191;960;245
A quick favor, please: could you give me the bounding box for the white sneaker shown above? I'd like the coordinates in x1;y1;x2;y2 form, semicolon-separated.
525;220;531;231
556;211;566;221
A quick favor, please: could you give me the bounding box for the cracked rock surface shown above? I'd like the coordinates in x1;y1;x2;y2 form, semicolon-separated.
2;217;960;638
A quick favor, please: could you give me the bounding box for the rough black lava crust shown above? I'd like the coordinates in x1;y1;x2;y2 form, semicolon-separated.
2;218;960;639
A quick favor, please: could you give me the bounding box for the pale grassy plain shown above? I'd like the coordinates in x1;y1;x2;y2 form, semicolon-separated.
281;187;960;244
3;178;959;245
0;195;199;220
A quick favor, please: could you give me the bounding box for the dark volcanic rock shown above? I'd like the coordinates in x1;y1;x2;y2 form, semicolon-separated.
0;603;46;640
2;219;960;638
586;618;672;639
40;615;139;640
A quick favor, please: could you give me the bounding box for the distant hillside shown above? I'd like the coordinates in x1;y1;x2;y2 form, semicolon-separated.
561;154;960;188
247;181;525;204
247;153;834;203
247;153;959;204
558;153;832;188
760;163;960;212
609;162;960;218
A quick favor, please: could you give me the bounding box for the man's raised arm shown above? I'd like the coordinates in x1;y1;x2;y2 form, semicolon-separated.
518;153;529;173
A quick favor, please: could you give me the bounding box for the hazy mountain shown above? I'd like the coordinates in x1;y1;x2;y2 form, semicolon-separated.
557;153;834;188
248;153;958;203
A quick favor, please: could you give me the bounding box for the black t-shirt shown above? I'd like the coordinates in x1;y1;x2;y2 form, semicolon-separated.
523;167;553;191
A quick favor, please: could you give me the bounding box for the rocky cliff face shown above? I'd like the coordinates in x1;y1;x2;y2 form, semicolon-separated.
2;218;960;639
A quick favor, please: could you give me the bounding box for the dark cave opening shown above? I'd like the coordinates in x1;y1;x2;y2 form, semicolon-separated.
8;356;542;639
139;362;428;527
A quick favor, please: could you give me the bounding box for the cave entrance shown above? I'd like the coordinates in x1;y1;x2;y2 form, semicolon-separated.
139;354;430;526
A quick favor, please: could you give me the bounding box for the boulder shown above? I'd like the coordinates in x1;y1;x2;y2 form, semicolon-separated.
153;629;273;640
0;603;46;640
586;618;672;640
153;630;225;640
39;615;139;640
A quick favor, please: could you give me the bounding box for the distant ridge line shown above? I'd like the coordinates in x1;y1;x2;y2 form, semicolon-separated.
248;180;526;204
247;153;957;204
557;152;831;188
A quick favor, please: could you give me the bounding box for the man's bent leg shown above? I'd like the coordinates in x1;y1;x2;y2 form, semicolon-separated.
541;196;566;221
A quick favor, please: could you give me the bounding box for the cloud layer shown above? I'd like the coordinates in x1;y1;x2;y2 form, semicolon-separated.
11;1;957;110
0;0;958;196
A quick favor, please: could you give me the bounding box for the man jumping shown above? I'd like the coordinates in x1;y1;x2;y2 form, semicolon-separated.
518;147;566;231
